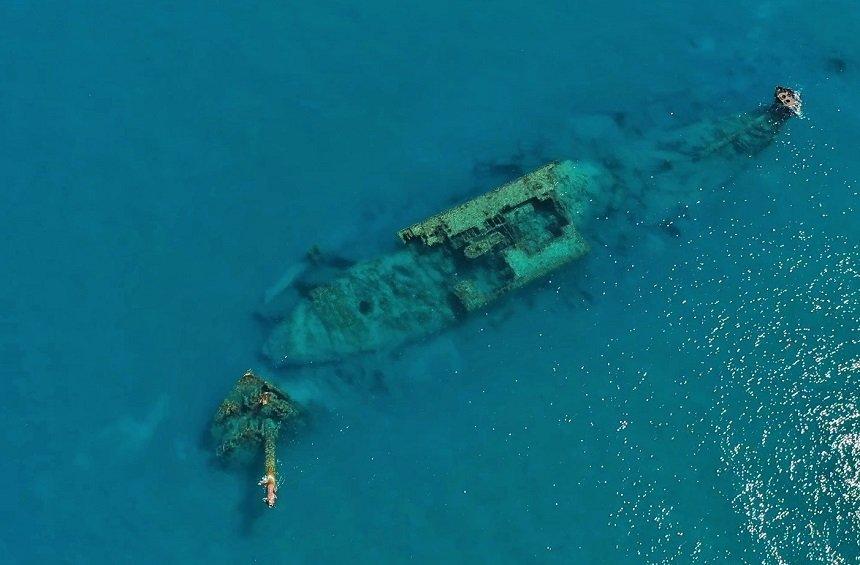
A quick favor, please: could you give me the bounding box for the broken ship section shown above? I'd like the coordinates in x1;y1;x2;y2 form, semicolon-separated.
212;371;302;508
264;161;593;365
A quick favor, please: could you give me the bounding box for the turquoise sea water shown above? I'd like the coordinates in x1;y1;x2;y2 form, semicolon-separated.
2;2;858;563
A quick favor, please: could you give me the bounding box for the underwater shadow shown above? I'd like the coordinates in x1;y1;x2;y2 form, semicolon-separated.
235;473;267;537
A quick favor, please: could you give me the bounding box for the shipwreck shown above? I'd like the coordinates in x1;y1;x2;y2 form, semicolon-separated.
260;86;801;366
213;86;801;507
212;371;302;508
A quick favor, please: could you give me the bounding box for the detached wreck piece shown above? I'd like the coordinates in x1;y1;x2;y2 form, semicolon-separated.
623;86;802;225
666;86;800;165
262;87;801;365
212;371;301;508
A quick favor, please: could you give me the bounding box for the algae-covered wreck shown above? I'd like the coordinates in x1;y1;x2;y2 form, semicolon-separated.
263;160;611;365
214;86;801;508
212;371;302;508
260;87;801;366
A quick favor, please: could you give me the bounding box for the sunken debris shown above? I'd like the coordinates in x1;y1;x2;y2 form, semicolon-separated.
212;370;301;508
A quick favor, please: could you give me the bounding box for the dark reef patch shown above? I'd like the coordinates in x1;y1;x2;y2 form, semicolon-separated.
826;56;847;74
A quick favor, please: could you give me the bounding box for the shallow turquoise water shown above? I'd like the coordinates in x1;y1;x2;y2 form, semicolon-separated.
1;2;858;563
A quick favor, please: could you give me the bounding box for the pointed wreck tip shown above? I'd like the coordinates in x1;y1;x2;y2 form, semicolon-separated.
774;85;802;116
259;474;278;508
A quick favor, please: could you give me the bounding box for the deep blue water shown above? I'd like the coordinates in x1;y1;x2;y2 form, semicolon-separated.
2;2;858;563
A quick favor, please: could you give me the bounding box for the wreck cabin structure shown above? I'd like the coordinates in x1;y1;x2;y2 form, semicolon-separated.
398;161;589;312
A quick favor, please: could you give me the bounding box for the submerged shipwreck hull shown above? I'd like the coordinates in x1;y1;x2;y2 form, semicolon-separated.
262;87;800;366
264;161;602;364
